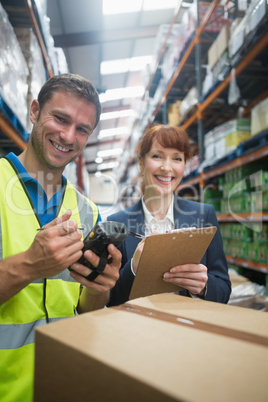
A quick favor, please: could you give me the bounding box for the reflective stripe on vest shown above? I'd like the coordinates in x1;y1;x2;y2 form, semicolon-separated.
0;316;68;349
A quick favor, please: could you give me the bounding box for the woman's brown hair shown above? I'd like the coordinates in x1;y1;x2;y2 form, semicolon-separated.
136;124;192;167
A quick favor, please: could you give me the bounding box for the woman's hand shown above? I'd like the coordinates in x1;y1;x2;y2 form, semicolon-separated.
132;238;146;274
163;263;208;297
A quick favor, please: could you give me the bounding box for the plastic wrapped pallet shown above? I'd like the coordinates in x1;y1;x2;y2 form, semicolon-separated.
53;47;69;75
229;0;268;59
14;28;47;133
0;3;28;129
161;25;187;84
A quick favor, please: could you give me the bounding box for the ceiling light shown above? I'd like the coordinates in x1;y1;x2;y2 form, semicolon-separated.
98;127;130;139
95;171;102;177
103;0;143;15
97;161;120;171
99;86;145;103
97;148;123;158
95;157;103;164
100;109;136;121
101;56;152;75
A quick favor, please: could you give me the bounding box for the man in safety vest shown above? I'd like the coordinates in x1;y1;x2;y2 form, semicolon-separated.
0;73;122;402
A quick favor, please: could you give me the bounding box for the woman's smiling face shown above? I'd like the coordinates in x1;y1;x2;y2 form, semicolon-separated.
141;139;185;198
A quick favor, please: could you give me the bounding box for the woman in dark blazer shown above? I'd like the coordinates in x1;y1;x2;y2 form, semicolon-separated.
107;125;231;306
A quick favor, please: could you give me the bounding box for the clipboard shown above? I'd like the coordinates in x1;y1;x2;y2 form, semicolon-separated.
129;226;217;300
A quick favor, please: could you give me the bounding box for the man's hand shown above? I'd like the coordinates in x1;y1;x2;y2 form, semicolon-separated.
163;263;208;297
69;244;122;312
23;210;84;281
0;210;84;305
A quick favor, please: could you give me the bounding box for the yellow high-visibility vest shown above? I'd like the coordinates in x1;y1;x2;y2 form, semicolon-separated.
0;157;99;402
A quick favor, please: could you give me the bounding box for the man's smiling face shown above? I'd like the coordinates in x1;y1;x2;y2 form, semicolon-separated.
29;90;96;171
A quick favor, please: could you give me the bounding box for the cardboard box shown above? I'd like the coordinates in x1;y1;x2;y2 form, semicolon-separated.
35;293;268;402
251;97;268;137
208;41;218;70
168;101;182;126
216;25;230;61
208;25;230;70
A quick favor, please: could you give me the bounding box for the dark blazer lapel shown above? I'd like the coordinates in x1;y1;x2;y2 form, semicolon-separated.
127;198;146;237
173;194;198;229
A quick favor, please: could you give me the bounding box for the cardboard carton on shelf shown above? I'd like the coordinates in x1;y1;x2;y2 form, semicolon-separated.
251;97;268;137
168;100;182;126
34;293;268;402
208;25;231;70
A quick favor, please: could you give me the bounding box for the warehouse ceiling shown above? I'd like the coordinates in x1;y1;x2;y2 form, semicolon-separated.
47;0;190;179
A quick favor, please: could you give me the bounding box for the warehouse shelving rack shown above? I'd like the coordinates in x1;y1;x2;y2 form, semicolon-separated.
121;0;268;278
0;0;53;154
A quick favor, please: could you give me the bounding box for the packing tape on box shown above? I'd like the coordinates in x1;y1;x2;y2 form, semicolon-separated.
115;303;268;347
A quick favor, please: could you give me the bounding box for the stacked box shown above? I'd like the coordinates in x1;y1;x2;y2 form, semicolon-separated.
211;50;230;82
248;243;267;263
220;198;229;214
247;0;268;34
253;224;268;244
229;240;249;259
232;224;253;242
203;119;250;163
251;191;268;212
224;119;251;153
168;101;182;126
220;220;267;263
251;97;268;137
229;195;250;214
208;25;230;70
250;170;268;191
228;16;246;58
204;129;216;161
229;0;268;58
202;187;222;212
220;163;266;215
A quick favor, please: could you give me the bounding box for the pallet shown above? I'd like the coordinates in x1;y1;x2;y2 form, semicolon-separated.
181;168;200;183
202;151;237;173
202;129;268;174
236;129;268;157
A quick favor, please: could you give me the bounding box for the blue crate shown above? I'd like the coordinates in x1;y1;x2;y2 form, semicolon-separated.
0;94;30;143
